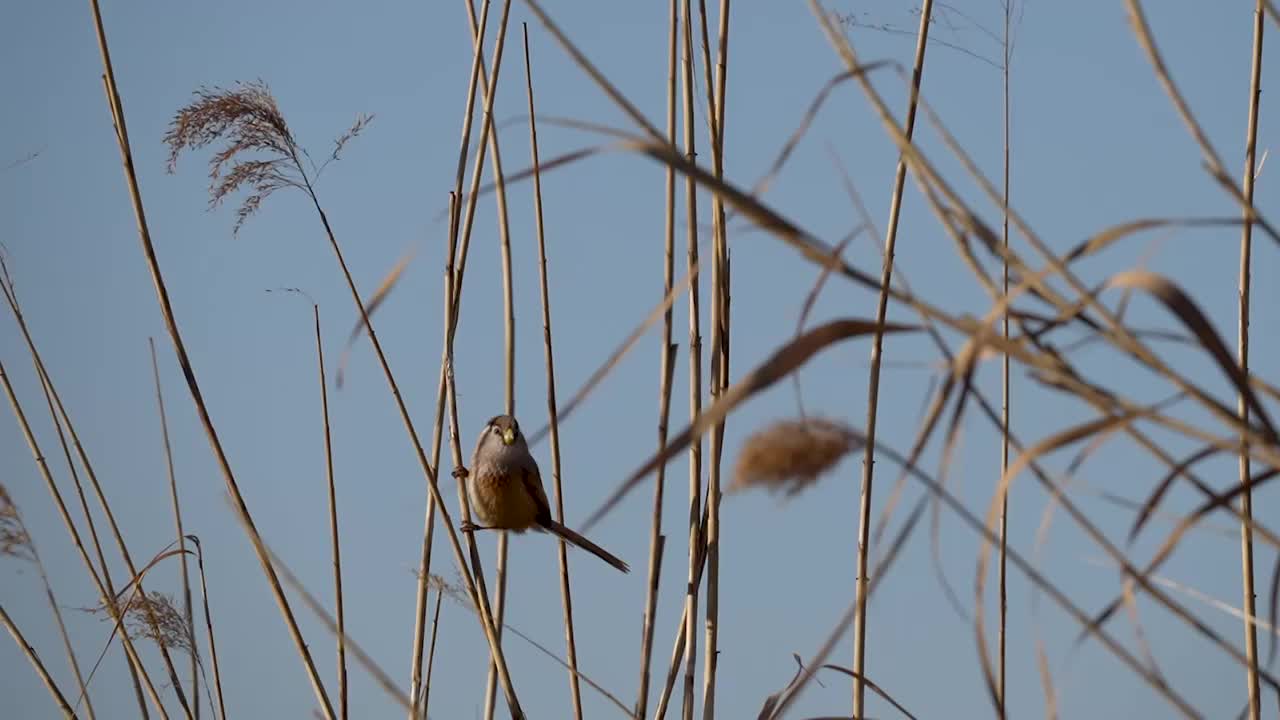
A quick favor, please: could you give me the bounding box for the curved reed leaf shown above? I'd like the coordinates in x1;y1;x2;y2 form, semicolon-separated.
580;318;918;532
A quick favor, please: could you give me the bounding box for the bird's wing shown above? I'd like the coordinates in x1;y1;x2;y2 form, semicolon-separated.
520;462;553;521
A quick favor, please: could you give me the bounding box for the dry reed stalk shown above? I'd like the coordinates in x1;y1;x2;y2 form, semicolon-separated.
0;484;96;720
187;538;227;720
851;3;933;715
1237;4;1266;716
956;356;1261;708
480;7;520;715
160;73;523;720
408;0;494;707
88;1;337;715
768;430;1203;719
411;194;467;720
973;400;1280;705
430;4;524;712
812;5;1275;471
0;354;169;718
679;1;704;717
0;265;156;718
811;15;1280;683
525;257;702;449
1;602;79;718
234;516;413;712
438;189;519;719
148;338;199;720
998;0;1014;712
38;350;192;719
428;574;638;717
694;1;731;714
420;586;444;713
309;307;348;720
521;22;585;720
636;1;680;714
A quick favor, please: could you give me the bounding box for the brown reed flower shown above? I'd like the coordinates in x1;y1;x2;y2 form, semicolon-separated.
91;590;195;655
163;80;371;236
0;484;33;562
730;417;864;497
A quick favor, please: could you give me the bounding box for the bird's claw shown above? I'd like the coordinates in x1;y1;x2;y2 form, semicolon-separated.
452;466;470;481
460;521;481;534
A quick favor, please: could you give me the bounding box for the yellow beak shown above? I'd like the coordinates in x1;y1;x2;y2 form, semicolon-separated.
502;427;516;445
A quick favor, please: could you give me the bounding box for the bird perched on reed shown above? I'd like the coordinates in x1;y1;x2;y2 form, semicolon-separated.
460;414;629;573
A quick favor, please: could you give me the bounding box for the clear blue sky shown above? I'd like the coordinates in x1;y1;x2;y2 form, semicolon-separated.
3;1;1279;718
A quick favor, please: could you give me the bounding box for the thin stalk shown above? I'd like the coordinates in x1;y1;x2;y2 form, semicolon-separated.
149;338;199;720
636;1;680;715
420;587;445;714
0;478;97;720
89;0;337;711
694;1;730;715
444;17;525;717
653;505;710;720
38;553;97;720
311;307;348;720
0;356;168;718
522;23;585;720
853;2;933;716
0;264;150;718
293;162;520;715
481;13;518;715
37;330;191;720
189;539;227;720
998;1;1013;714
1238;3;1266;717
408;0;493;707
679;1;703;717
434;187;520;718
1;603;78;718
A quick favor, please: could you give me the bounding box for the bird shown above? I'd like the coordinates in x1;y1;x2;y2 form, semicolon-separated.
460;414;630;574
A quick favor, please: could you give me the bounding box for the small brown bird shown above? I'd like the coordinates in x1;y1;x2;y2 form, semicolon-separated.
462;414;629;573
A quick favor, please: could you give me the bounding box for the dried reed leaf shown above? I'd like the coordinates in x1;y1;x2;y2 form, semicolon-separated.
1107;270;1276;440
581;318;918;532
818;664;918;720
1127;444;1218;543
1036;637;1059;720
334;242;419;388
526;258;701;448
756;654;808;720
729;417;863;497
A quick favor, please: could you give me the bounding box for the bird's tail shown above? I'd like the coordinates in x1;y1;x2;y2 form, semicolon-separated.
543;520;630;573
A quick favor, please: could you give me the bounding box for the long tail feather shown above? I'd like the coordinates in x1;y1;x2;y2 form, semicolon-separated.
543;520;630;573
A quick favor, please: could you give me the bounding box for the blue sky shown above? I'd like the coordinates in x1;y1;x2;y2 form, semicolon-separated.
3;0;1279;718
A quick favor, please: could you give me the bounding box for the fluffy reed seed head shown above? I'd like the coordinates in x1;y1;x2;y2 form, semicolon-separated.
0;484;32;562
163;80;371;235
120;591;195;655
730;417;864;497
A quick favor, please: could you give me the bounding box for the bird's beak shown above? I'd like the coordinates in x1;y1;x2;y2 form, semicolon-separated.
502;427;516;445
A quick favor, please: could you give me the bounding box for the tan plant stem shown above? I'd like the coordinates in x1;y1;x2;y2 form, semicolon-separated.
852;2;933;716
1;603;79;718
310;307;348;720
1237;3;1266;717
679;0;704;717
88;0;338;714
521;22;586;720
149;338;199;720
